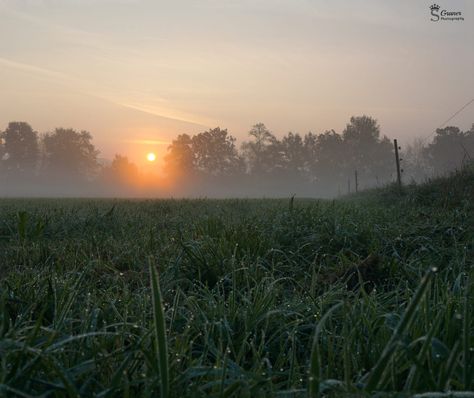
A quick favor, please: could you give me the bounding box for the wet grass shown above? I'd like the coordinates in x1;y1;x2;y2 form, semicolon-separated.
0;168;473;397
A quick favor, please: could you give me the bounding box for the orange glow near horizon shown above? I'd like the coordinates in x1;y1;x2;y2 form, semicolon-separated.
146;152;156;162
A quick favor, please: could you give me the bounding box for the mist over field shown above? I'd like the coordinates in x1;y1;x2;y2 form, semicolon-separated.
1;119;473;198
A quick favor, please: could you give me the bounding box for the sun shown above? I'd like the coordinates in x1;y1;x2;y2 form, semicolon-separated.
146;152;156;162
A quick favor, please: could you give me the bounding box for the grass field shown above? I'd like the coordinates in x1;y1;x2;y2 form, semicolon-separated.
0;168;473;397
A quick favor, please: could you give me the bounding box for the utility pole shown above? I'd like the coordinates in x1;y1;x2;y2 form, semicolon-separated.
354;170;358;193
393;139;402;190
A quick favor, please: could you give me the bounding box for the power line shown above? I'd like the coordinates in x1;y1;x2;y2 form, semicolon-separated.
421;98;474;144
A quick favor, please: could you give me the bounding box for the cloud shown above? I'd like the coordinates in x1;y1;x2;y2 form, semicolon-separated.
0;55;209;128
116;101;210;129
122;139;171;145
0;57;70;81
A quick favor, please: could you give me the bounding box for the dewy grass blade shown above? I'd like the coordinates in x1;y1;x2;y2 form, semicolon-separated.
149;258;170;398
463;274;471;389
55;270;86;329
442;341;462;390
308;302;342;398
0;384;34;398
404;311;443;391
365;268;435;391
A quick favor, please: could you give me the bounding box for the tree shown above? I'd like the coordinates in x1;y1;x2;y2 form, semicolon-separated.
0;122;39;176
425;126;474;174
0;134;5;174
163;134;194;178
312;130;346;187
302;132;318;178
241;123;280;175
191;127;244;176
278;132;307;176
42;128;99;179
404;138;432;182
343;115;381;144
342;116;393;186
103;154;139;185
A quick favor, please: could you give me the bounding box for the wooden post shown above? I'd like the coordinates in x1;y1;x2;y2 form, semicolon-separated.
347;178;351;194
393;139;402;190
354;170;358;193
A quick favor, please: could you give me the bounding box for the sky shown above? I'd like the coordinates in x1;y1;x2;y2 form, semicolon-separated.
0;0;473;169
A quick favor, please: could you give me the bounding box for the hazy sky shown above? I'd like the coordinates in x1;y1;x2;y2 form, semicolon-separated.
0;0;473;167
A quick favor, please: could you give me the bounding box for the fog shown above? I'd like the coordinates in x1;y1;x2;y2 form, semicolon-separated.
1;118;473;199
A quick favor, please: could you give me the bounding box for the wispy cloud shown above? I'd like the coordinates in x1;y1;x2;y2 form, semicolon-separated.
0;56;70;81
0;55;209;128
116;102;210;128
122;139;171;145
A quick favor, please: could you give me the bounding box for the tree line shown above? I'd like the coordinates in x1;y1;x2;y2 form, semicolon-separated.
1;116;473;196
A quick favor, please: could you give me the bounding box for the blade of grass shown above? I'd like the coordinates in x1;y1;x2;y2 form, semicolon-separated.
365;267;435;391
463;274;471;389
441;341;461;390
404;311;443;391
149;258;169;398
308;301;342;398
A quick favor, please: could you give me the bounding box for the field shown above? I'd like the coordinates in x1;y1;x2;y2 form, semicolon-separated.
0;169;473;397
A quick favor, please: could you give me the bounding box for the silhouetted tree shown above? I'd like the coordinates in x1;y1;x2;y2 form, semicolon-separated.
467;124;474;160
165;128;245;179
0;136;4;167
277;132;307;176
342;116;393;186
404;138;432;182
302;132;318;178
191;127;244;176
42;128;99;179
0;122;39;176
103;154;139;185
313;130;346;187
425;126;474;174
164;134;194;178
241;123;280;174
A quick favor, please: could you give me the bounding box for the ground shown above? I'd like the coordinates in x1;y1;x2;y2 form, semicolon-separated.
0;167;473;397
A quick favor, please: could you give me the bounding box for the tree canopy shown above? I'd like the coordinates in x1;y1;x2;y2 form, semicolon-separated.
42;128;99;179
425;126;474;174
0;122;39;176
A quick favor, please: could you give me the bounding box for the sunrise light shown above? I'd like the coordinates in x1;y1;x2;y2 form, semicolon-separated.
146;152;156;162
